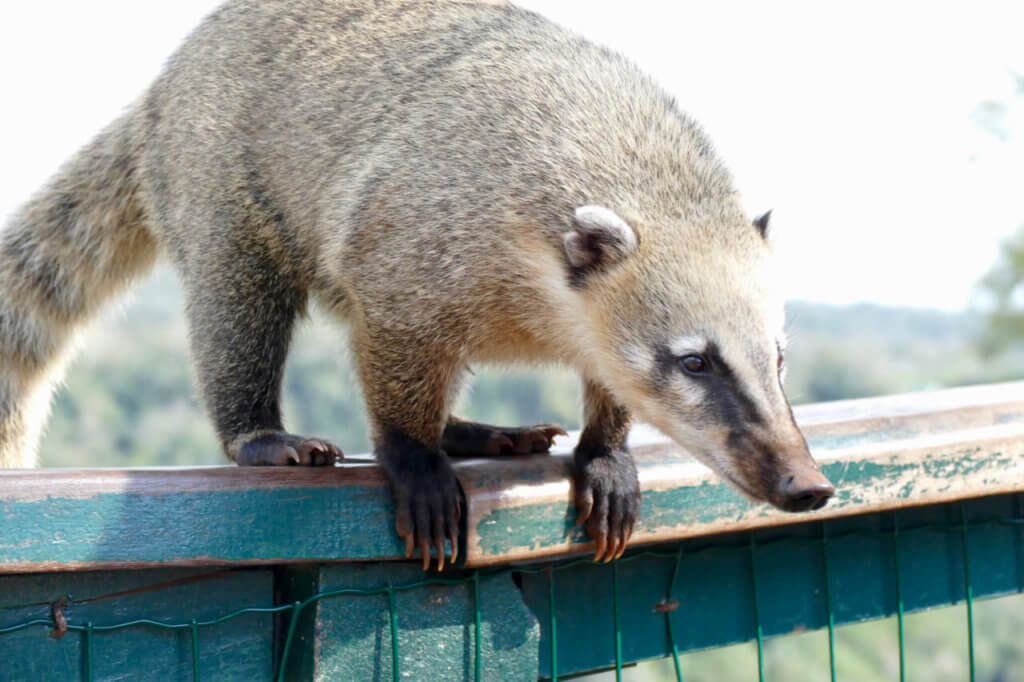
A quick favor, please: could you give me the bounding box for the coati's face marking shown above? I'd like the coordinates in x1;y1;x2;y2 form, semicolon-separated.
565;206;833;513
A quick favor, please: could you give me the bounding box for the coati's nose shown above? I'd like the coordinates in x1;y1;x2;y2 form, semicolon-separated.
778;473;834;512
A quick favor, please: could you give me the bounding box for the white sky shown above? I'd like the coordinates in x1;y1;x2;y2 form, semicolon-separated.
2;1;1022;311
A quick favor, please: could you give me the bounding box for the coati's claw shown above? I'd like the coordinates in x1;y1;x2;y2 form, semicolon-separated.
573;448;640;562
420;535;432;572
518;425;568;453
236;432;344;466
384;446;462;572
449;528;459;565
442;420;568;457
574;493;593;527
405;487;458;571
396;507;416;559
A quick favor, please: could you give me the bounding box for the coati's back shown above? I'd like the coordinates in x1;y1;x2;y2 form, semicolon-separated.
140;0;739;285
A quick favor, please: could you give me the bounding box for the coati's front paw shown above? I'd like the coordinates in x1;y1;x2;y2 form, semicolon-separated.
383;449;462;571
235;432;343;466
442;419;568;457
573;448;641;562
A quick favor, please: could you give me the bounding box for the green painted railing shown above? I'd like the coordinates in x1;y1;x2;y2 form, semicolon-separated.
1;381;1022;680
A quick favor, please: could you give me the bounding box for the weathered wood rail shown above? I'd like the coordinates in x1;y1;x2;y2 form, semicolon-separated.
1;382;1022;680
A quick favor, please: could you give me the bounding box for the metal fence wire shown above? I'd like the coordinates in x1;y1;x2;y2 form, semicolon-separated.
1;505;1022;682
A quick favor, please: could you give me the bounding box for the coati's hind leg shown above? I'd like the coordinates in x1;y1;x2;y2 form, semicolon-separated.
183;257;342;467
442;416;567;457
353;327;461;571
574;379;640;563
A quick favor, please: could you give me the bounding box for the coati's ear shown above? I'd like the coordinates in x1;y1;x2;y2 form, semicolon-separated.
754;210;772;240
563;205;638;274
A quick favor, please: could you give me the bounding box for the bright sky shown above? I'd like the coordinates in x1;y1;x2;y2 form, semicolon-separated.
2;1;1022;311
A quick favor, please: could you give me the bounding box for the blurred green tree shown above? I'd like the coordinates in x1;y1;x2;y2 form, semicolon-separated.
974;72;1024;354
977;224;1024;355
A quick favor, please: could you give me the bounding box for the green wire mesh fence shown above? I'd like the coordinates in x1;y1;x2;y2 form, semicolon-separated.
1;500;1021;682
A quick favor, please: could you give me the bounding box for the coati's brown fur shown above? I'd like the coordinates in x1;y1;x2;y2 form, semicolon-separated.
0;0;833;568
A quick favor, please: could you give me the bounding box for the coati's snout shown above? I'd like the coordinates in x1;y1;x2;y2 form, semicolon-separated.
717;422;834;513
755;436;834;512
778;471;835;507
777;464;834;512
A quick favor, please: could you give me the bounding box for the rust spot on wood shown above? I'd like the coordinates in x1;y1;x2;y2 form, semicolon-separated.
50;595;68;639
654;599;678;614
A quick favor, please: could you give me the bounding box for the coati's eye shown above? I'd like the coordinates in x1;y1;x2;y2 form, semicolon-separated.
777;345;786;374
680;354;707;376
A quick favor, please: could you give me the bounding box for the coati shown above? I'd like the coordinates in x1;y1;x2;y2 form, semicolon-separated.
0;0;834;569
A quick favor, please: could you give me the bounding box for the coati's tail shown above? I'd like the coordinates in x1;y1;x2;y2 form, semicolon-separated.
0;112;157;467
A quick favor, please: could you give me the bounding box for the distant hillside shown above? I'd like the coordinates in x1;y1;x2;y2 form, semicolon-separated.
784;300;1022;404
